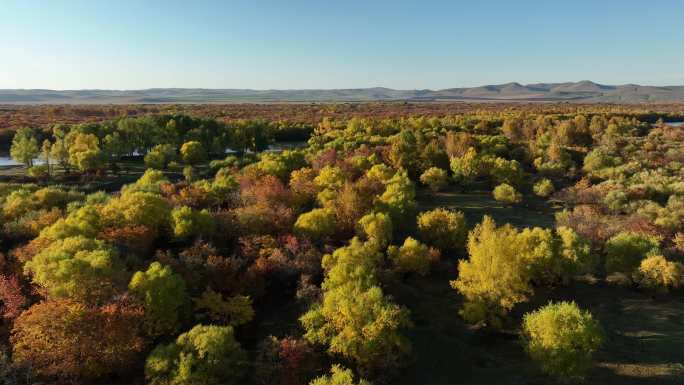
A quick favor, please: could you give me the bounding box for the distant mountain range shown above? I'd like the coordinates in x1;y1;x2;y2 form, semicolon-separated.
2;81;684;104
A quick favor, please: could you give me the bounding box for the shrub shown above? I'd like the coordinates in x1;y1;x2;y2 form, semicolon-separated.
357;212;393;248
533;178;555;198
27;164;49;178
171;206;215;241
129;169;169;193
98;224;155;257
290;167;318;204
419;167;449;191
145;324;247;385
556;226;596;279
492;183;522;204
450;147;480;185
582;149;617;177
254;336;318;385
183;165;197;182
604;232;661;274
417;208;467;252
675;232;684;253
517;227;558;285
309;365;372;385
522;301;604;382
294;208;337;241
180;141;206;165
387;237;437;276
144;144;175;169
11;299;145;381
377;170;416;225
193;289;254;326
0;274;27;320
633;254;684;292
129;262;190;336
488;157;523;187
603;190;628;213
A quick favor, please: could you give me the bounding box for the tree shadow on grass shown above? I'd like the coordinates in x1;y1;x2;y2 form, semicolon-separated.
416;188;556;229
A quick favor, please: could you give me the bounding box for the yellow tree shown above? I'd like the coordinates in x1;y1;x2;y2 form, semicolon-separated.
451;216;531;328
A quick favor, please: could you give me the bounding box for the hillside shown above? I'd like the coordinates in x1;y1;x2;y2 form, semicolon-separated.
2;81;684;104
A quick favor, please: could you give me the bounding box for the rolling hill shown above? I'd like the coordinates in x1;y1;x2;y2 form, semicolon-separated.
2;81;684;104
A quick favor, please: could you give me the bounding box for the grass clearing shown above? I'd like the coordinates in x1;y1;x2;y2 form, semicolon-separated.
407;186;684;385
416;187;557;230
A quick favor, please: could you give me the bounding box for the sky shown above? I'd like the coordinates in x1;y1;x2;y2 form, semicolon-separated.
1;0;683;90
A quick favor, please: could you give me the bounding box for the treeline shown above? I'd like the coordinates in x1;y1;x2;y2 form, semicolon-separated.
3;102;684;151
7;114;313;177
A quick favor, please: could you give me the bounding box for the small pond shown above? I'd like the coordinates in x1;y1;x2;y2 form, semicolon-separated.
0;157;44;167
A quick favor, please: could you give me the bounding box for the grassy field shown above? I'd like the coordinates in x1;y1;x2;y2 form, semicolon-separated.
390;270;684;385
416;186;557;230
0;159;185;192
404;188;684;385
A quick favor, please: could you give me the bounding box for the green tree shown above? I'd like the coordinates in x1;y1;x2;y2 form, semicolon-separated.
129;262;190;336
517;227;559;285
300;238;412;370
357;212;393;248
300;282;412;371
604;232;661;274
377;170;416;225
533;178;555;198
125;168;170;194
388;129;419;176
102;131;128;163
488;157;523;187
193;289;255;326
633;254;684;292
24;236;127;304
314;166;346;205
416;208;467;252
387;237;435;276
145;144;176;169
10;127;39;168
171;206;215;241
102;191;171;234
309;365;372;385
582;149;618;178
451;216;531;328
39;204;103;241
41;139;52;176
557;226;596;279
68;132;104;173
492;183;522;204
50;137;71;173
145;324;247;385
183;165;197;182
180;141;206;165
294;208;337;241
450;147;480;185
522;301;604;382
419;167;449;191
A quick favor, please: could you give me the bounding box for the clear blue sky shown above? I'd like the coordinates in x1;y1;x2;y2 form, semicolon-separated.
1;0;682;90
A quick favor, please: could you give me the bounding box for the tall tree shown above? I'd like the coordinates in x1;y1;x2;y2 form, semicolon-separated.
10;127;39;168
